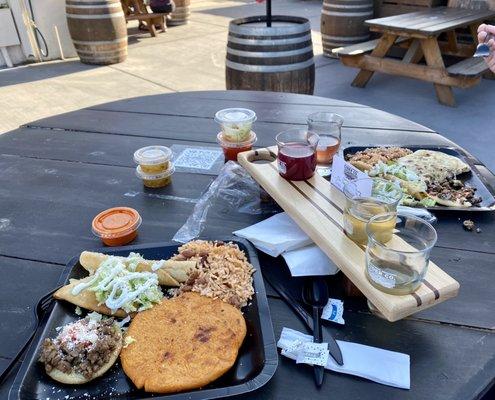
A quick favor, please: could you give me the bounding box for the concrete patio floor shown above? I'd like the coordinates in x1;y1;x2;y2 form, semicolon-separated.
1;0;494;169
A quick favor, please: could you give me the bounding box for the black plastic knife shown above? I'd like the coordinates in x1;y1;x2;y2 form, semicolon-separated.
263;271;344;366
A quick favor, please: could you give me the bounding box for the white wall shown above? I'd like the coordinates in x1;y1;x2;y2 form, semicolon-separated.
0;0;77;68
31;0;77;60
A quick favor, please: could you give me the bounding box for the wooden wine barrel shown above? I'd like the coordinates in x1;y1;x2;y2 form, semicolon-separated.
66;0;127;65
321;0;373;57
226;16;315;95
168;0;191;26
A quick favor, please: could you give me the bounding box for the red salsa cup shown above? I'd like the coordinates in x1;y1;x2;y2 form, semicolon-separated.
92;207;142;246
217;131;257;162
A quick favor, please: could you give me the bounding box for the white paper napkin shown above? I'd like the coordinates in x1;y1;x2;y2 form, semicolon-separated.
234;212;312;257
234;212;339;276
277;327;410;389
281;245;339;276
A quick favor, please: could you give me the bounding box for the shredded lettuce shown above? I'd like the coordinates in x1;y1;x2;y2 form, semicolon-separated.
369;161;421;182
371;179;403;203
72;254;163;314
401;193;436;207
368;162;434;207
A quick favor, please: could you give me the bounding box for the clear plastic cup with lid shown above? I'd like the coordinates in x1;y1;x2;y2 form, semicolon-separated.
217;131;257;162
92;207;142;246
136;165;175;188
214;108;257;142
133;146;172;174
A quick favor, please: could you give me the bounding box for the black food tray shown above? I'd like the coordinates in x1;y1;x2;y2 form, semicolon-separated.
343;145;495;212
9;239;278;400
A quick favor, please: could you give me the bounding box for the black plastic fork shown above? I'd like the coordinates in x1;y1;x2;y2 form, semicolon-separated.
0;285;62;384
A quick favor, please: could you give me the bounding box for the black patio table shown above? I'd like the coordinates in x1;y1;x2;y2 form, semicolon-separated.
0;90;494;400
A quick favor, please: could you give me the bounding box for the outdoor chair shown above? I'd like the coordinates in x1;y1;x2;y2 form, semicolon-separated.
121;0;169;37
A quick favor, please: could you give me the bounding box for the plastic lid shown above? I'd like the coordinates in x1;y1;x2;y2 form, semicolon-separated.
217;131;257;148
92;207;142;239
136;164;175;180
214;108;257;125
133;146;172;165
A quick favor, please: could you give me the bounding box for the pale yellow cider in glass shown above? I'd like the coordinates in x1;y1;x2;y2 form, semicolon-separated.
343;198;396;245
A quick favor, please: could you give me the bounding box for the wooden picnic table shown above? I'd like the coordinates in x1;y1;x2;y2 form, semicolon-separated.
334;6;495;106
0;91;494;399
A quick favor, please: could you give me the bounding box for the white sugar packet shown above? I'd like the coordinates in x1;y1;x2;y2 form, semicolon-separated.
321;298;345;325
295;342;329;367
277;328;410;389
234;212;312;257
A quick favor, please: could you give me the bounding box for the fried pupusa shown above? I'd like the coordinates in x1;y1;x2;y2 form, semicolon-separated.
120;292;247;394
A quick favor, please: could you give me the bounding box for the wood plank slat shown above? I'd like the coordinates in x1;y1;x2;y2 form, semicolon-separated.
0;256;63;360
92;90;370;110
0;127;223;170
238;147;460;322
1;126;443;168
87;98;375;125
447;56;489;76
332;37;408;56
366;7;469;30
366;8;448;27
341;53;480;88
397;8;481;31
420;10;495;33
332;39;381;56
24;105;435;135
367;7;495;36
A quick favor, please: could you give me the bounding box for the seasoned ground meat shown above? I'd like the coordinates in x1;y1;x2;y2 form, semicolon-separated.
427;179;481;207
346;147;413;170
39;317;120;379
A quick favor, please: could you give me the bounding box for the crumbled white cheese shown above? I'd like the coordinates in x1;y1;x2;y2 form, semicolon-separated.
75;306;82;316
56;319;100;351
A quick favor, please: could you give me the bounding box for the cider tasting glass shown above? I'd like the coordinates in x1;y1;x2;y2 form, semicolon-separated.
343;178;402;246
307;112;344;177
365;212;437;295
276;128;319;181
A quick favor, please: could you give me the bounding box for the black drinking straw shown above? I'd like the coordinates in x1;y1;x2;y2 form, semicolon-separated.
266;0;272;27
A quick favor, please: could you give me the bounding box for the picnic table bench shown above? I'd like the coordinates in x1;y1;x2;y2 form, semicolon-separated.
333;6;495;106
